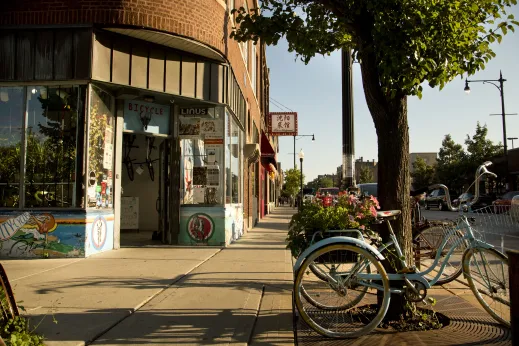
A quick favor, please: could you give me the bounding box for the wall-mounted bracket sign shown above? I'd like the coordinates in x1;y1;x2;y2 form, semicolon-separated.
124;100;170;135
268;112;298;136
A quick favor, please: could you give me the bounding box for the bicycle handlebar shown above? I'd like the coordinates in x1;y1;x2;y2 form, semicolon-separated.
428;162;497;212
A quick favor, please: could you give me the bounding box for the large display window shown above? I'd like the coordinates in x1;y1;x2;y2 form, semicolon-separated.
86;85;115;210
225;110;243;204
180;107;225;205
0;85;86;208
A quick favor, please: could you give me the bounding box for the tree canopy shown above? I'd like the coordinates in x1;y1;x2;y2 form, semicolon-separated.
232;0;518;99
358;166;374;184
284;168;304;197
411;157;435;190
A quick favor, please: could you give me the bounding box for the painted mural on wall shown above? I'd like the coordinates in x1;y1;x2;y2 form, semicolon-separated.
84;213;114;257
179;207;225;246
0;212;86;258
187;213;215;243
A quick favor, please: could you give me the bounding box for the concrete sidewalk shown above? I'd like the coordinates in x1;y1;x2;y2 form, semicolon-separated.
2;206;297;346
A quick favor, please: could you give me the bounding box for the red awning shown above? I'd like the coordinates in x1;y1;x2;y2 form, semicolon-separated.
261;131;276;157
260;131;277;166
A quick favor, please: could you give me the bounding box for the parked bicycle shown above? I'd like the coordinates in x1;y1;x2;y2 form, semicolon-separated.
293;162;509;339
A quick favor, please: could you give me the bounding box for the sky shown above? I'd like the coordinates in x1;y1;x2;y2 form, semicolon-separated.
266;5;519;182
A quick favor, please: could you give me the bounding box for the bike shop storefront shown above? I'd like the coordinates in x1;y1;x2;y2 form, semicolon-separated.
0;26;247;258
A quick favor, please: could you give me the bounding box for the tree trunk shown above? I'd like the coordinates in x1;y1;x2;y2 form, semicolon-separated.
358;53;413;320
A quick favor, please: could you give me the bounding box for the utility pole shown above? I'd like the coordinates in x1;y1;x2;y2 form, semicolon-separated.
341;49;355;189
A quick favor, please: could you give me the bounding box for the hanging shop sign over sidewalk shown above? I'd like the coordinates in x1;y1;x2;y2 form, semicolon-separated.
268;112;298;136
123;100;170;135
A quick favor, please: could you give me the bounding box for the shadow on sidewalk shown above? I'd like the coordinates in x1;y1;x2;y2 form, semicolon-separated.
30;307;294;345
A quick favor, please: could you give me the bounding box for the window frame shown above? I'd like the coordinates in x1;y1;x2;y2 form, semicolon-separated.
0;84;88;210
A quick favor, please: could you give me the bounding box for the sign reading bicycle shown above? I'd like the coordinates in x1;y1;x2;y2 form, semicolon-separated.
123;100;170;135
268;112;298;136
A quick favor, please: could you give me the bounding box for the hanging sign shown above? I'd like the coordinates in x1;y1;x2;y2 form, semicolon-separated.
268;112;298;136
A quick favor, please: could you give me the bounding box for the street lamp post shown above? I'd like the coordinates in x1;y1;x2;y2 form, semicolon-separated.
293;134;314;168
298;149;304;211
508;137;518;149
464;71;509;156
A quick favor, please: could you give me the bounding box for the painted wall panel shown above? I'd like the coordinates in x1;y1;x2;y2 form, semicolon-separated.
0;211;87;258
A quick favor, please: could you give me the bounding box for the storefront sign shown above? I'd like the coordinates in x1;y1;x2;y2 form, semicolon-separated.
180;107;212;117
268;112;298;136
124;100;170;135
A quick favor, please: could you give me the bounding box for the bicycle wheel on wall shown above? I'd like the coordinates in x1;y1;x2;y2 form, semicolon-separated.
413;223;465;285
294;244;390;339
463;247;510;327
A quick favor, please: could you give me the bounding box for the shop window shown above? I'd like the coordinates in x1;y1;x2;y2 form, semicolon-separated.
180;107;224;205
86;85;115;209
0;87;23;207
251;44;257;95
24;86;85;208
226;111;243;204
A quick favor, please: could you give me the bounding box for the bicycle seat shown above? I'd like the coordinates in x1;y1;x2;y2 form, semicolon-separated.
376;210;401;219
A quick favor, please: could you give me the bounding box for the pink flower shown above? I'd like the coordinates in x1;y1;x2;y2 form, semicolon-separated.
356;212;365;220
370;206;378;217
370;195;380;209
359;225;366;230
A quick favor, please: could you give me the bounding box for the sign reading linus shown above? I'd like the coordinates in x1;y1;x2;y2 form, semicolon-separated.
180;107;212;117
123;100;170;135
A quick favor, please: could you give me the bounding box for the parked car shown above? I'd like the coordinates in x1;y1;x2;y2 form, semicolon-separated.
303;194;314;202
316;187;340;207
452;192;495;211
424;188;451;211
357;183;378;197
493;191;519;213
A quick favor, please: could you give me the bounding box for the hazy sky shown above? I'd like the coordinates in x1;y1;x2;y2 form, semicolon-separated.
266;5;519;182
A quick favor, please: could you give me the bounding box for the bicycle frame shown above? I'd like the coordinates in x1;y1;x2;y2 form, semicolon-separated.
305;215;496;296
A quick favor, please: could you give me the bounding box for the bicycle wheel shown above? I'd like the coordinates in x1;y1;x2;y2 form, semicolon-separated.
302;262;370;311
125;159;134;181
413;223;465;285
294;244;390;339
147;161;155;181
463;247;510;327
0;264;19;320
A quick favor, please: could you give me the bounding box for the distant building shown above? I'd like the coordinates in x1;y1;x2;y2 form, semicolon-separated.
355;157;378;183
336;157;378;186
410;152;438;173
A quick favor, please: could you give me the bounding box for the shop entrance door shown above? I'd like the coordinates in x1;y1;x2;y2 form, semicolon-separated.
158;139;170;243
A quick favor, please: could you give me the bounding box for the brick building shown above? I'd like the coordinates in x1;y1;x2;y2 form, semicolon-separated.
0;0;276;257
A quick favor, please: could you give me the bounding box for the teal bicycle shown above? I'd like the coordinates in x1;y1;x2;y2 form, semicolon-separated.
293;162;510;338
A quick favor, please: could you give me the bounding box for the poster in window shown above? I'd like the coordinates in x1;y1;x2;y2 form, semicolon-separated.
193;166;207;186
206;165;220;187
193;187;206;203
201;119;223;139
179;117;200;139
205;146;220;165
